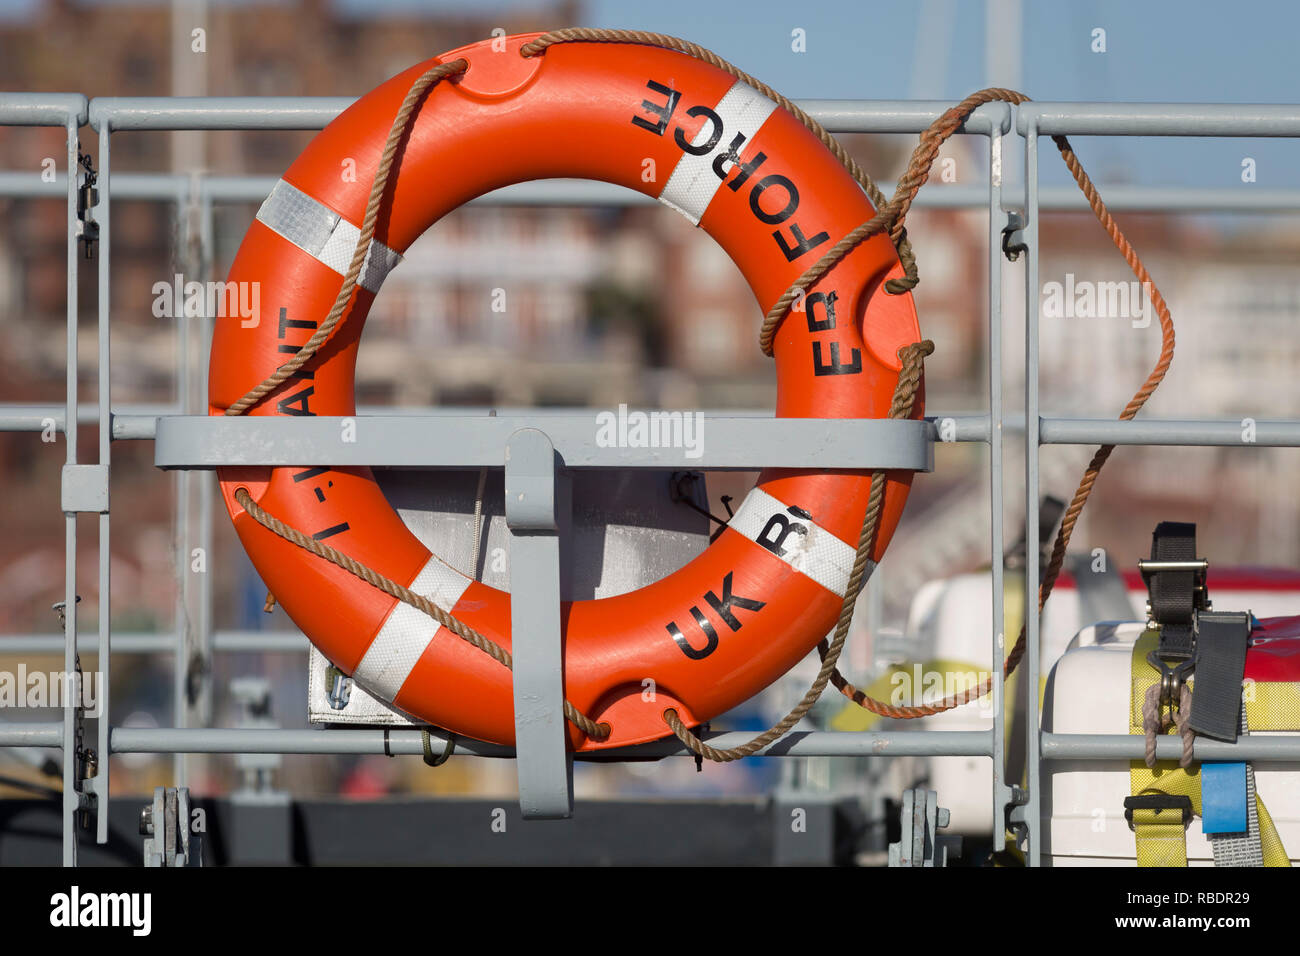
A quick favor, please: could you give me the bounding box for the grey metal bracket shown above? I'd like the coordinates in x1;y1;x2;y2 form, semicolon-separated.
142;786;201;866
888;789;961;867
1001;210;1027;261
152;414;934;472
60;463;109;513
1005;784;1031;848
324;663;353;711
75;147;99;258
504;428;573;819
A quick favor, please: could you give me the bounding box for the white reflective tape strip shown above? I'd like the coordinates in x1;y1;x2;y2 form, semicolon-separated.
352;556;472;703
255;179;401;294
726;487;863;598
658;80;778;226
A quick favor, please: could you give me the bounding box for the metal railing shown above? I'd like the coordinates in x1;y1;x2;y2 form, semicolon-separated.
1;93;1299;864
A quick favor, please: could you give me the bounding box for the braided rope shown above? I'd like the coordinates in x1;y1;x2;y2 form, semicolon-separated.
224;57;469;417
223;31;1178;755
220;53;614;741
805;117;1175;720
234;488;610;740
520;28;919;306
1143;682;1195;769
522;33;1176;729
662;341;932;760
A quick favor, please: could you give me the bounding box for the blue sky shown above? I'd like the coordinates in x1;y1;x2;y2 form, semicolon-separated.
2;0;1298;188
576;0;1300;189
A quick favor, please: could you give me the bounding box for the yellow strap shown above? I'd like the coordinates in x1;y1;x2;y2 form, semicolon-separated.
1257;798;1291;867
1130;808;1189;867
1246;681;1300;730
1129;628;1292;867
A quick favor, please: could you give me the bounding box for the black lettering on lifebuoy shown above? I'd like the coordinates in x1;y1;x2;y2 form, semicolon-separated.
294;466;333;503
277;307;316;339
774;222;830;262
749;173;799;225
725;150;767;193
674;105;723;156
632;80;680;136
278;307;319;353
711;132;747;180
667;572;767;660
277;386;315;416
757;509;809;557
703;571;766;631
292;466;330;483
812;341;863;376
312;522;349;541
667;609;718;660
805;291;837;332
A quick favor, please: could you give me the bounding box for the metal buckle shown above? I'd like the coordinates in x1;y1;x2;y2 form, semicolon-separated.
1123;793;1193;831
1138;557;1210;623
1146;650;1195;714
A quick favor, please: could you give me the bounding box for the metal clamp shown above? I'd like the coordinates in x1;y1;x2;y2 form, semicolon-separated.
1146;650;1195;714
888;789;961;867
1123;793;1193;832
1140;523;1209;670
142;786;202;866
60;464;109;514
1138;558;1209;604
75;147;98;258
1000;211;1027;261
324;664;353;711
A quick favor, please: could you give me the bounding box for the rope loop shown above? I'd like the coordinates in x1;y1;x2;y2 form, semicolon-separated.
662;340;933;761
221;30;1177;762
233;487;612;742
422;729;457;767
514;32;1177;745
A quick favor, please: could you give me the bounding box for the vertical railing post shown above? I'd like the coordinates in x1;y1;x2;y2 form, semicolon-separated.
504;427;574;819
197;183;216;740
61;113;81;867
87;119;113;849
1022;121;1043;866
986;109;1011;842
173;180;190;791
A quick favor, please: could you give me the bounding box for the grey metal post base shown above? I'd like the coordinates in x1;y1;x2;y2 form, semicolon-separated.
505;428;574;819
141;786;201;867
888;789;961;867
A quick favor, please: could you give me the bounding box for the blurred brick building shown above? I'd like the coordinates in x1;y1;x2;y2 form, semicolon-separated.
0;2;987;647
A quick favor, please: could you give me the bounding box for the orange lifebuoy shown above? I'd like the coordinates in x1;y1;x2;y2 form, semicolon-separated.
208;32;924;751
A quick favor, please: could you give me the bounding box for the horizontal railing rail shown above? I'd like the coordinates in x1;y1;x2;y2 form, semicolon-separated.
1;91;1297;862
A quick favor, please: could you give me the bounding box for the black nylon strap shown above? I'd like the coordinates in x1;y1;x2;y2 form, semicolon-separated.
1150;521;1197;661
1188;611;1250;743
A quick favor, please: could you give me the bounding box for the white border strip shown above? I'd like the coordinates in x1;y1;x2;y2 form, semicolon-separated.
726;487;862;598
352;556;472;702
256;179;402;294
658;80;778;226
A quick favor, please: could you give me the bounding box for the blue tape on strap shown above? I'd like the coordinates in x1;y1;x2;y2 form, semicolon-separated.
1201;762;1248;834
